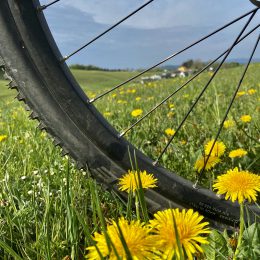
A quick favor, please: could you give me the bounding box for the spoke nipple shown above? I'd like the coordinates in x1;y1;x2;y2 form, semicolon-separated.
88;98;95;103
118;132;124;138
37;5;46;12
152;160;158;166
193;181;199;189
60;56;68;63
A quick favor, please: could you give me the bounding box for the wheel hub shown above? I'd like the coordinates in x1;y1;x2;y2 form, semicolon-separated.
250;0;260;7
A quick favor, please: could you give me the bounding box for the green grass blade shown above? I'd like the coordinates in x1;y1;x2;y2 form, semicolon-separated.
0;240;23;260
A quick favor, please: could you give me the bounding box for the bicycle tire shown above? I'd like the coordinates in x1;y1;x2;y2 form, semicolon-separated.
0;0;259;229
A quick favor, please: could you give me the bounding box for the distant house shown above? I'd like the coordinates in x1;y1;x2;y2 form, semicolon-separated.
150;75;162;81
177;66;188;73
140;74;161;84
161;72;172;79
178;71;186;78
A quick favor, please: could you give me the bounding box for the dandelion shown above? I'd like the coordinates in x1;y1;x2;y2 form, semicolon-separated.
180;140;187;145
213;167;260;204
236;91;246;97
204;140;226;157
135;97;141;101
248;88;256;95
117;100;127;104
150;208;210;260
165;128;175;136
194;155;221;172
40;132;46;138
0;135;7;142
118;170;157;193
104;112;112;117
229;148;247;158
112;94;117;98
131;109;143;117
223;119;235;129
169;104;174;109
167;111;174;118
86;217;155;260
240;114;251;123
214;167;260;258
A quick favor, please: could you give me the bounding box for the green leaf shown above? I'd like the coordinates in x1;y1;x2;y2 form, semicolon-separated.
202;230;228;260
0;240;23;260
237;223;260;259
222;229;235;256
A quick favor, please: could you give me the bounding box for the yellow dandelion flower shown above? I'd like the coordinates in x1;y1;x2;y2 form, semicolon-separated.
40;132;46;138
135;96;141;101
180;140;187;145
12;111;18;119
224;119;235;129
86;217;155;260
248;88;256;95
213;167;260;204
131;109;143;117
0;135;7;142
112;94;117;98
150;208;210;260
236;91;246;97
89;93;96;99
119;91;125;95
204;140;226;157
104;112;112;117
117;100;127;104
118;170;157;193
165;128;175;136
167;111;174;118
169;104;174;109
194;155;221;172
229;148;247;158
240;115;251;123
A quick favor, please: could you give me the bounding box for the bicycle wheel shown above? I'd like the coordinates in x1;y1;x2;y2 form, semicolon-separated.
0;0;259;229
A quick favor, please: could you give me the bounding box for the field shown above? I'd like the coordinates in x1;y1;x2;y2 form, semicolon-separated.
0;65;259;259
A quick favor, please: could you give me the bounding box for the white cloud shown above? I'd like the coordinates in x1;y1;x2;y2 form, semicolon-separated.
58;0;252;29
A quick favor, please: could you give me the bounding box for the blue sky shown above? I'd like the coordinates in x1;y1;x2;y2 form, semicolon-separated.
41;0;260;69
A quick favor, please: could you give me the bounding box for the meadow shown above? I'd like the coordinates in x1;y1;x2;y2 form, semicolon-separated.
0;65;259;259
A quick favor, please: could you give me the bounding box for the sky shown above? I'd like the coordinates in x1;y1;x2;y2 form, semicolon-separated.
41;0;260;69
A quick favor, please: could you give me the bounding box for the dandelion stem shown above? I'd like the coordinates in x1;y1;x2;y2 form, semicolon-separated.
234;203;244;259
135;194;140;220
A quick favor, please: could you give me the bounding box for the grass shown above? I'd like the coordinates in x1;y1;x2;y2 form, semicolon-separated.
92;64;260;182
0;64;259;259
71;69;139;91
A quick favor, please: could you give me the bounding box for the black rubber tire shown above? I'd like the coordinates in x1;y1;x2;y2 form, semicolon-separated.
0;0;258;229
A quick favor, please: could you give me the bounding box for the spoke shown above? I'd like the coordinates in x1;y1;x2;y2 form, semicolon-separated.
119;23;260;138
89;7;258;103
153;9;258;166
194;32;260;187
37;0;61;11
61;0;155;62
